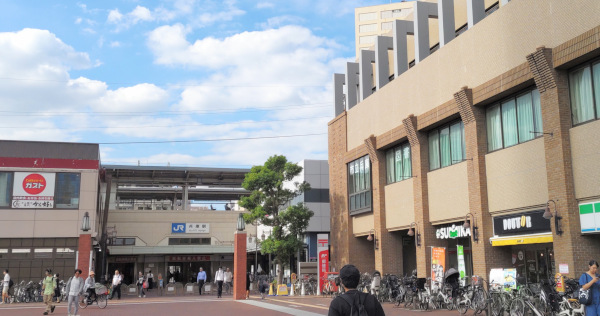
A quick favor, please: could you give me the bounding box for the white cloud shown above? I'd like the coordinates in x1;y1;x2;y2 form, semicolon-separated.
256;2;274;9
75;17;83;24
259;15;305;29
195;0;245;27
110;41;121;48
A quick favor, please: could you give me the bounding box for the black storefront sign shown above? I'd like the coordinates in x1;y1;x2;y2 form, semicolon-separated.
493;210;551;237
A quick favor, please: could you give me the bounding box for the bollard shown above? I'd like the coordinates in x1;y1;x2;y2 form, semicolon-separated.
290;283;295;296
301;282;305;296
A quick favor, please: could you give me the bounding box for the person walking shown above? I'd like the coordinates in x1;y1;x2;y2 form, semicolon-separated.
137;271;147;298
1;269;10;304
245;271;251;299
580;260;600;316
109;270;123;300
257;271;269;300
157;273;164;296
83;271;96;304
214;267;225;298
41;268;57;315
65;269;84;316
147;270;154;291
328;264;385;316
53;274;62;303
196;267;206;295
224;268;233;294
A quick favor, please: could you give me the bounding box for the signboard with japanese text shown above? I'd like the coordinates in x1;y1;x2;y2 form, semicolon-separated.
317;233;329;294
12;172;55;208
187;223;210;234
168;255;212;262
431;247;446;286
457;245;466;283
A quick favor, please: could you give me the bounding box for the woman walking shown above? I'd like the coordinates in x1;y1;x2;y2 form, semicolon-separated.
137;271;147;298
580;260;600;316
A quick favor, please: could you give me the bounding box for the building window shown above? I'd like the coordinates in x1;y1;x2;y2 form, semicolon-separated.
381;21;393;31
429;121;466;171
55;173;81;209
359;12;377;21
486;89;542;151
110;238;136;246
168;238;211;245
386;142;411;184
359;23;377;33
569;61;600;125
348;156;372;214
359;35;376;45
0;172;13;207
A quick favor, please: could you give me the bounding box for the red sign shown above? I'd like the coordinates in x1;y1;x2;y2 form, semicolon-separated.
23;174;46;195
317;233;329;293
168;255;212;262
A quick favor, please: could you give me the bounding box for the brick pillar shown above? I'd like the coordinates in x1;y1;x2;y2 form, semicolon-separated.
233;231;247;300
527;47;600;277
78;234;92;278
365;136;403;275
455;87;512;278
403;115;435;278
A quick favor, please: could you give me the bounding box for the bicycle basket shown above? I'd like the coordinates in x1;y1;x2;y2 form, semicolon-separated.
95;285;108;295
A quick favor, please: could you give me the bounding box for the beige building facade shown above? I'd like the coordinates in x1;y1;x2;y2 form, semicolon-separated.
330;0;600;281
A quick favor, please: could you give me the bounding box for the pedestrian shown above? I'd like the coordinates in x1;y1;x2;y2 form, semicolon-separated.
1;269;10;304
580;260;600;316
83;271;96;304
214;267;225;298
109;269;123;300
328;264;385;316
137;271;147;298
65;269;84;316
225;267;233;293
147;270;154;290
257;271;268;300
196;267;206;295
245;271;251;299
41;268;57;315
157;273;164;296
53;274;61;303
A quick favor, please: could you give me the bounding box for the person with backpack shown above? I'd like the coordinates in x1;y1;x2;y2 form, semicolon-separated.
580;260;600;316
1;269;10;304
328;264;385;316
41;268;57;315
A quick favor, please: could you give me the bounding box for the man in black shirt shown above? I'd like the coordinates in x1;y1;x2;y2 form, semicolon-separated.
328;264;385;316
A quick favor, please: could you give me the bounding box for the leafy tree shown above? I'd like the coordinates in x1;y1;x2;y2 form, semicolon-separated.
240;155;313;284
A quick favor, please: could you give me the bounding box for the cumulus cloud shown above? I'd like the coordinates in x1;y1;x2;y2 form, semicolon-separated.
256;2;275;9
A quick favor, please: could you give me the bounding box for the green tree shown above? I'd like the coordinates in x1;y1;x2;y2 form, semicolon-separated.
240;155;314;284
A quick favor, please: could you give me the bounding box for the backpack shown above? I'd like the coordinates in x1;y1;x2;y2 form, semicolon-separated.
8;279;14;288
340;292;369;316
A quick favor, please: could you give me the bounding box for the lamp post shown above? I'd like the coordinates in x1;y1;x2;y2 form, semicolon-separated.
366;229;379;250
81;212;91;232
100;225;117;284
408;222;421;247
463;212;479;242
543;200;563;236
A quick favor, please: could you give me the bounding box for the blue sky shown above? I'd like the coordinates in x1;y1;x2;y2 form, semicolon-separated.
0;0;397;168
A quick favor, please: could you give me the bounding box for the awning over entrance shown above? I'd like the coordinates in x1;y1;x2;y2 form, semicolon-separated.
489;233;553;246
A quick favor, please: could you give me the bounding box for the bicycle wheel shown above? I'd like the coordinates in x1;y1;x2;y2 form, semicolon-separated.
490;292;503;316
509;298;525;316
474;288;488;314
79;297;88;309
456;295;469;315
97;294;107;309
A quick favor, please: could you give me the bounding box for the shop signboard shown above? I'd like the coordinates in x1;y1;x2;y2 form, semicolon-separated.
457;245;466;282
171;223;210;234
168;255;212;262
579;202;600;233
503;268;517;290
436;224;471;239
492;210;551;237
317;234;329;295
431;247;446;286
12;172;55;208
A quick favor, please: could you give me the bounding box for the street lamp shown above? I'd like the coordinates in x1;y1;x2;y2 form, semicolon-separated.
100;225;117;283
237;213;246;231
366;229;378;250
463;212;479;242
408;222;421;247
543;200;563;236
81;212;91;232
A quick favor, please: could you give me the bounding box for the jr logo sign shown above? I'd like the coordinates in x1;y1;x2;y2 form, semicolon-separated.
171;223;186;233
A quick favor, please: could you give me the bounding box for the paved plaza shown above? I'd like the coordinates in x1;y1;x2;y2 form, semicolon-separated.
0;293;477;316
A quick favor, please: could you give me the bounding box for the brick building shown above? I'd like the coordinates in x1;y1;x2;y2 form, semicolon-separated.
329;0;600;281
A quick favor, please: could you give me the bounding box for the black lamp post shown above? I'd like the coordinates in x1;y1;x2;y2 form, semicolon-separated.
543;200;563;236
463;212;479;242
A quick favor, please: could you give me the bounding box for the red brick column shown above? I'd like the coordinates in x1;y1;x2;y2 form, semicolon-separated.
233;231;247;300
78;234;92;278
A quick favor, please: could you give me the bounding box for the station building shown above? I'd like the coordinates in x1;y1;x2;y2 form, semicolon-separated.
329;0;600;281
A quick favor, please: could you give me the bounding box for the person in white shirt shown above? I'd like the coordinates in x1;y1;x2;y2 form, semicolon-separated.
109;270;123;300
146;270;154;290
224;268;233;291
65;269;84;316
214;267;225;298
1;269;9;304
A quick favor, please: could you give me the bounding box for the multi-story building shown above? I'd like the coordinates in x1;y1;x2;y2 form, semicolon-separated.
329;0;600;281
0;140;100;281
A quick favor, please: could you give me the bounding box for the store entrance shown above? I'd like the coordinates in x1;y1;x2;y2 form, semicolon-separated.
512;243;554;283
168;262;212;283
108;262;135;285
